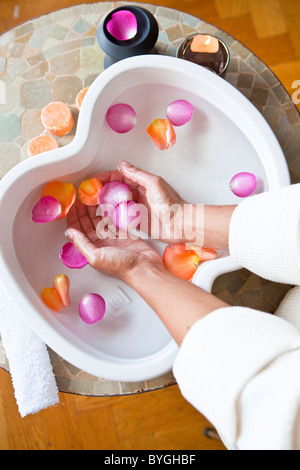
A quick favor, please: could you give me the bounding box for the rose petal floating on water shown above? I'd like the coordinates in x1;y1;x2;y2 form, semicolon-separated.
106;103;137;133
42;274;70;310
79;293;106;324
163;244;200;281
78;177;104;206
53;273;70;307
41;181;76;218
32;195;62;223
106;10;138;41
113;200;142;231
60;242;89;269
229;172;257;197
146;118;176;150
98;181;132;209
166;100;194;127
41;287;65;311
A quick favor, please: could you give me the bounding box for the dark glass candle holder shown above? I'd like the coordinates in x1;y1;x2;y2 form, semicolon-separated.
177;33;230;76
97;5;159;69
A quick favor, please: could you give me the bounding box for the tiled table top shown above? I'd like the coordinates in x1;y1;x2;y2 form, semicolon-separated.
0;2;300;397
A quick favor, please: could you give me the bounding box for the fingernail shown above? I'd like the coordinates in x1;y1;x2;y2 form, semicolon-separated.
120;160;133;168
66;229;73;240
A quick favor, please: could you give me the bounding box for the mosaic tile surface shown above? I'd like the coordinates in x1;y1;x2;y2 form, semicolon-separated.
0;2;300;396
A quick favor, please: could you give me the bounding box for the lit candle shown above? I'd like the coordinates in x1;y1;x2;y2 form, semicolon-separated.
191;34;219;54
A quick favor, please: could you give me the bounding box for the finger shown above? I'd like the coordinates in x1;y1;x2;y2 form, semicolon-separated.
66;203;99;243
66;204;81;231
86;204;101;229
86;205;110;240
66;228;100;265
119;161;160;189
74;200;99;244
93;169;124;184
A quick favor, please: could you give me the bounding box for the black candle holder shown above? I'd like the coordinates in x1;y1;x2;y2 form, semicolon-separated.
97;5;159;69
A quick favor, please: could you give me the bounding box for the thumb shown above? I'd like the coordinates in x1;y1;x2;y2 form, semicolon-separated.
66;228;99;266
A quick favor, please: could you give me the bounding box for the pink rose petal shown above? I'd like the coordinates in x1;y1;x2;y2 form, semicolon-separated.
229;172;257;197
166;100;194;127
79;293;106;324
113;200;142;231
106;10;138;41
32;196;62;223
98;181;133;208
106;103;137;133
60;242;89;269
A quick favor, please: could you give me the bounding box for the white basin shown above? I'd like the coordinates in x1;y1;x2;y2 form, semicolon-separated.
0;55;290;381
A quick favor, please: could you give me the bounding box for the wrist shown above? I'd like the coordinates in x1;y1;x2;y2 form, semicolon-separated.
179;203;236;250
203;205;236;250
180;203;205;245
123;259;168;289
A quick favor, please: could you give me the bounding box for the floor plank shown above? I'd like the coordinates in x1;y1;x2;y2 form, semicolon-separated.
214;0;250;20
248;0;287;38
279;0;300;59
0;368;225;450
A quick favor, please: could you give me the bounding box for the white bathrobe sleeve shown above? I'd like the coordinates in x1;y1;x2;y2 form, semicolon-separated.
173;184;300;450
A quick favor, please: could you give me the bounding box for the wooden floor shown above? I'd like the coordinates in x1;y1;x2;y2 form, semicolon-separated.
0;367;226;450
0;0;299;451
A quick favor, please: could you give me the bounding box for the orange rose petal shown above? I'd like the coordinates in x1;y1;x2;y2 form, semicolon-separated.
76;87;89;111
146;118;176;150
187;245;218;261
53;274;70;307
28;134;59;157
41;287;65;311
78;177;104;206
41;102;74;137
41;181;76;218
163;244;200;281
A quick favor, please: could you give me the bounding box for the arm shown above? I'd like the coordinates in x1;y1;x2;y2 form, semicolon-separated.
68;166;300;449
119;161;236;250
120;163;300;286
125;263;228;346
66;201;229;347
228;183;300;285
68;205;300;450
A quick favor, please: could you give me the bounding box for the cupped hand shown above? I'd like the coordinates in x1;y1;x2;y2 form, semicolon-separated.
66;200;164;283
94;161;187;243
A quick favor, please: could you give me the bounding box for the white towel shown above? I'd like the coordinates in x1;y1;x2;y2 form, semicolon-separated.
0;287;59;417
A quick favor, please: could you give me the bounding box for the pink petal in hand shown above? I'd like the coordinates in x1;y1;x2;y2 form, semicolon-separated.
98;181;132;208
113;200;142;231
106;10;138;41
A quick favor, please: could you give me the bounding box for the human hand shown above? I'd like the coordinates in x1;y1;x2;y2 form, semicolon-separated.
116;162;236;250
92;162;185;243
115;161;201;244
66;200;164;283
